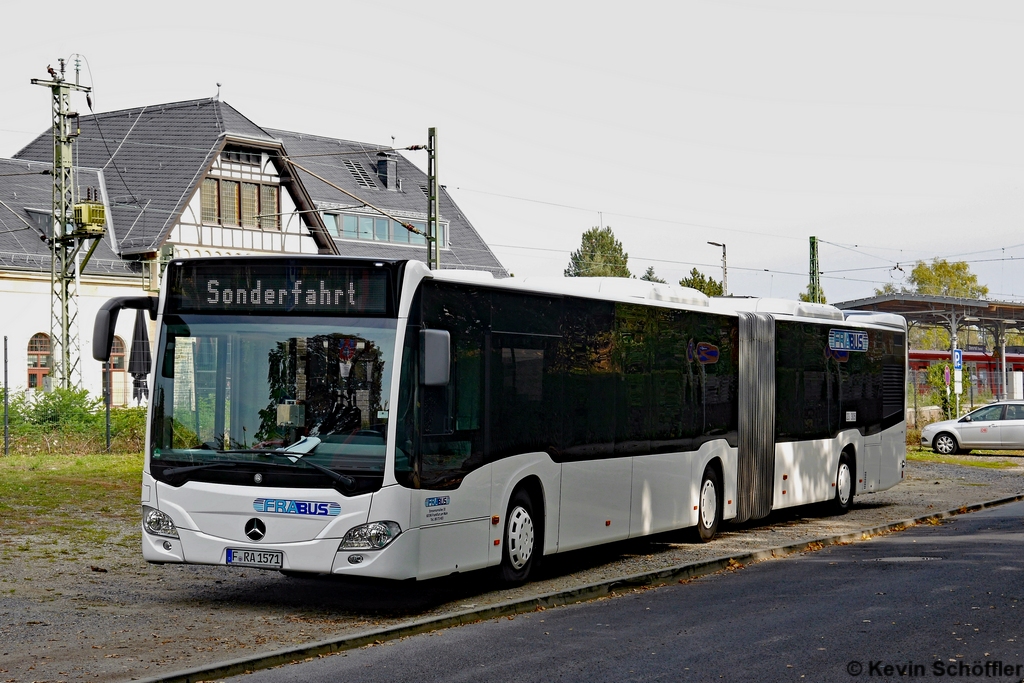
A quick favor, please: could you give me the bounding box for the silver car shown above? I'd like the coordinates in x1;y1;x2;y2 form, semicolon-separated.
920;401;1024;454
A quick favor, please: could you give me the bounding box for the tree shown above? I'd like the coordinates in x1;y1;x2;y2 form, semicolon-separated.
798;283;827;304
925;362;972;419
872;259;989;351
868;258;987;352
873;260;988;299
909;259;988;298
679;268;723;297
640;266;665;283
565;226;631;278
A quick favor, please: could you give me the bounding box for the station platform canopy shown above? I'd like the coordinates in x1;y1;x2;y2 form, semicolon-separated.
834;293;1024;339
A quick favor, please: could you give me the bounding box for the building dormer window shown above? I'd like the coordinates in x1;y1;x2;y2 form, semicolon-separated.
201;177;280;230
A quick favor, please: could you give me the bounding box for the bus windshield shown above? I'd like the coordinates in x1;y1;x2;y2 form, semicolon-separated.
149;315;397;492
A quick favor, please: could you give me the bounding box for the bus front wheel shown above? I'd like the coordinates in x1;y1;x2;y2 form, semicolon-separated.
500;489;538;584
830;452;854;514
694;466;721;543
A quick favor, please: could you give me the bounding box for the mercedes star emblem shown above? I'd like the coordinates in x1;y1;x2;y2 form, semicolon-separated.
244;518;266;541
253;473;263;484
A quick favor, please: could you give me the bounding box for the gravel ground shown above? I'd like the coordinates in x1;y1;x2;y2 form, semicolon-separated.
1;456;1022;683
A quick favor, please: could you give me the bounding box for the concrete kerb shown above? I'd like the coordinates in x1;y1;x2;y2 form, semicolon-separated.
137;491;1024;683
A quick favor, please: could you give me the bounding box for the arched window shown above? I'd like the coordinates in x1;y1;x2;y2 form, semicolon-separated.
27;333;51;390
103;336;129;406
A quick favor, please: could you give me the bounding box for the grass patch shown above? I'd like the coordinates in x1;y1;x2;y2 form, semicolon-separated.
907;449;1020;469
0;451;142;541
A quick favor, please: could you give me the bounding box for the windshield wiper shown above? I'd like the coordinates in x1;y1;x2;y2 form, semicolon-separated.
216;448;357;492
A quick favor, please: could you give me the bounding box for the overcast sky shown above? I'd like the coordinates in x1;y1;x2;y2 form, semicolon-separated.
3;0;1023;303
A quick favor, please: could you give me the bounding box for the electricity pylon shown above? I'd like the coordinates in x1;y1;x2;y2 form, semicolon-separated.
426;127;440;270
31;59;104;389
808;236;823;304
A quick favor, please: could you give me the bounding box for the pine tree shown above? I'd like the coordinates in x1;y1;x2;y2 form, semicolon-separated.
678;268;723;296
640;266;666;283
565;226;631;278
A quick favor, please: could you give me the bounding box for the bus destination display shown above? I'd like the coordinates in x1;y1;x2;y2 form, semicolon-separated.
168;261;390;315
828;328;869;352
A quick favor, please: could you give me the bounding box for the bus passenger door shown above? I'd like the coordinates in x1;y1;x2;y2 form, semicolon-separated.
414;310;492;579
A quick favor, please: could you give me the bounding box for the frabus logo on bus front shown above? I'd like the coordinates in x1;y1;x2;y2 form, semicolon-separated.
424;496;450;508
828;329;869;352
253;498;342;516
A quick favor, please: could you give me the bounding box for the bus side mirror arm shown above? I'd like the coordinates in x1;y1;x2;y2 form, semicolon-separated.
420;329;451;386
93;296;158;362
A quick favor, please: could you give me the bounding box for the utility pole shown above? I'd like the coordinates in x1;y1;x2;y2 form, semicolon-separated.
808;236;823;303
31;59;104;389
707;241;727;295
426;127;440;270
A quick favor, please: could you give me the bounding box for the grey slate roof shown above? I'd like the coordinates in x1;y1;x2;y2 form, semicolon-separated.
8;98;505;274
14;98;280;256
0;158;134;275
268;129;507;275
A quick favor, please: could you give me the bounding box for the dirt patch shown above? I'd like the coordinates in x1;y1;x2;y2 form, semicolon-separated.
1;459;1022;682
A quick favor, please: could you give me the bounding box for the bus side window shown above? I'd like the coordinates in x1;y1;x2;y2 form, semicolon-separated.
560;298;617;459
489;334;560;460
454;338;483;431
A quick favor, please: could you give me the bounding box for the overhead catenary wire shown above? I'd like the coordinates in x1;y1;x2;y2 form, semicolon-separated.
74;53;143;208
20;117;1018;272
454;186;808;243
9;136;1023;291
12;96;1024;293
279;156;425;238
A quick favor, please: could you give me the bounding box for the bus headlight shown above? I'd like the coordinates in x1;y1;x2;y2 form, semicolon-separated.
142;505;179;538
340;521;401;550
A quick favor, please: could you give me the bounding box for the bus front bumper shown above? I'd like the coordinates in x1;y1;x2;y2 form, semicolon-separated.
142;525;419;580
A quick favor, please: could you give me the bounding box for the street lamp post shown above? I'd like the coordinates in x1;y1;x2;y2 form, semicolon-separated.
707;241;727;295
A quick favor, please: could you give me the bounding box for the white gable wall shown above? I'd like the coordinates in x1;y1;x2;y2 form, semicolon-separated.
167;150;319;258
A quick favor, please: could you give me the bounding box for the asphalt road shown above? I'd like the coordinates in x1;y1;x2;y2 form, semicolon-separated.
228;500;1024;683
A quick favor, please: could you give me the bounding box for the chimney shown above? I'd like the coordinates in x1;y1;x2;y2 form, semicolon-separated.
376;152;399;191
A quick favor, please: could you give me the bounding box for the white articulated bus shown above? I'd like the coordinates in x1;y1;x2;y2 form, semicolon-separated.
94;257;907;583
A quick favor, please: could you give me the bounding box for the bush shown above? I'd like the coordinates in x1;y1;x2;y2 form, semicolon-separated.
0;388;145;456
110;406;147;453
25;387;102;432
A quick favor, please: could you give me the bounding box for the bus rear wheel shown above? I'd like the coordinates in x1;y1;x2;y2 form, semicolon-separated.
693;466;721;543
500;489;538;584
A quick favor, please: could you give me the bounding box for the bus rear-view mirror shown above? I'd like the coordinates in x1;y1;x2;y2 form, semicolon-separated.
420;329;451;386
93;296;159;362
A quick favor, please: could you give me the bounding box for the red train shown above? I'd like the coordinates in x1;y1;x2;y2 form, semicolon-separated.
908;347;1024;399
